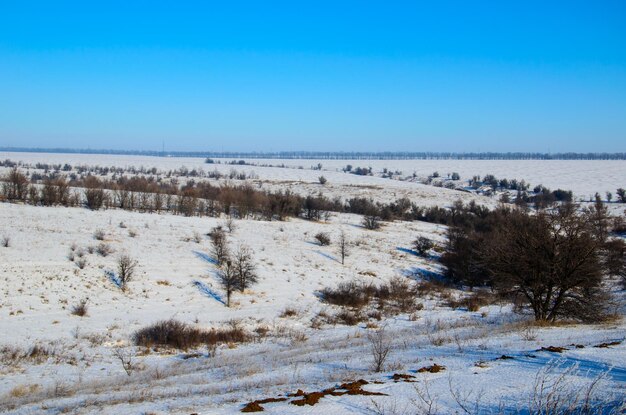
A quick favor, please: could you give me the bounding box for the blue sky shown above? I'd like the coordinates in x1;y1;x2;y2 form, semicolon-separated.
1;1;625;152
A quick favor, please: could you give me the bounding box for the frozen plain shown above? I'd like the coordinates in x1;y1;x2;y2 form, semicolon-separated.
0;153;624;414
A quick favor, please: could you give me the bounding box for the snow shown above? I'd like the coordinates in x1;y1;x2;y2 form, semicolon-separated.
0;153;625;414
3;151;625;199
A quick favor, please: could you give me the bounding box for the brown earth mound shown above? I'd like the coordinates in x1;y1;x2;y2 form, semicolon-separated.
417;364;445;373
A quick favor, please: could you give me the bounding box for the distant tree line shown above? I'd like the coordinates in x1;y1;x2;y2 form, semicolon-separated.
2;148;626;160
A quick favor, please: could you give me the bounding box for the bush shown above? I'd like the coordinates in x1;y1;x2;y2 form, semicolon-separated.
75;258;87;269
413;236;433;256
71;299;88;317
443;205;614;322
95;242;113;257
93;229;105;240
132;319;249;350
362;214;382;230
315;232;331;246
318;176;327;185
1;236;9;248
320;278;418;315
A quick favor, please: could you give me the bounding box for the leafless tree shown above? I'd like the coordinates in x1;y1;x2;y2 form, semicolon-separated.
483;205;609;322
1;167;29;201
118;255;138;291
84;176;105;210
113;347;135;376
338;230;349;265
368;325;391;372
233;244;258;292
210;226;230;265
218;259;238;307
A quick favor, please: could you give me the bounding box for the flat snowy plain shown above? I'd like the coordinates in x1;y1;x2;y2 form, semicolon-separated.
3;152;626;199
0;153;624;414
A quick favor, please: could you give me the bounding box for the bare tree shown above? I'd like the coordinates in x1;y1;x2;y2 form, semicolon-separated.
233;244;258;292
210;226;230;265
113;347;135;376
1;167;29;201
338;230;349;265
483;206;609;322
117;255;138;291
368;325;391;372
84;176;105;210
218;259;238;307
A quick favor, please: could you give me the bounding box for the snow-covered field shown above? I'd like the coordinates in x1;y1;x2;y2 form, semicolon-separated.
0;153;625;414
2;152;625;199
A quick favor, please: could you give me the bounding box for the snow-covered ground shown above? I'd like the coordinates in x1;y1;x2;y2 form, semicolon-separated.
2;152;625;199
0;153;625;414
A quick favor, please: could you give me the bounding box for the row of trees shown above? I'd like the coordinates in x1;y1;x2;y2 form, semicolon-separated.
441;201;625;322
1;167;464;223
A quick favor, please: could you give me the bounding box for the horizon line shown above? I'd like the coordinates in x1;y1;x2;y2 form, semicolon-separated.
1;147;625;161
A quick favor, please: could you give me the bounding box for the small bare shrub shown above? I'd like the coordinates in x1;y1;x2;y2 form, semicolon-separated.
192;231;201;243
113;347;135;376
362;214;382;230
93;229;105;240
70;299;88;317
225;217;237;233
75;258;87;269
279;307;299;318
128;229;137;238
2;236;10;247
338;230;349;265
369;325;391;372
95;242;113;257
132;319;249;350
413;236;434;256
315;232;331;246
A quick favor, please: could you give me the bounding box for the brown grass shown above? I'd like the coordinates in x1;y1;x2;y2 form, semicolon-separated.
133;319;250;350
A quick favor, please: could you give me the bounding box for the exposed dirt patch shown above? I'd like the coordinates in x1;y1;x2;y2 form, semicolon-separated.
290;391;326;406
594;340;622;348
391;373;416;382
289;380;387;407
539;346;567;353
241;397;288;412
417;364;445;373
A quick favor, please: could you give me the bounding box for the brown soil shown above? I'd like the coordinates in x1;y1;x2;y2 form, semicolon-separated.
289;379;386;407
241;398;287;412
540;346;567;353
391;373;416;382
595;340;622;348
417;364;446;373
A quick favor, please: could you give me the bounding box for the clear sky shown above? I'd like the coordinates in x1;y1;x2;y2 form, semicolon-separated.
1;1;625;153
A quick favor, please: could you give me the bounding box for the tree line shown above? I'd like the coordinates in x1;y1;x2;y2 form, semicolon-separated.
2;148;626;159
